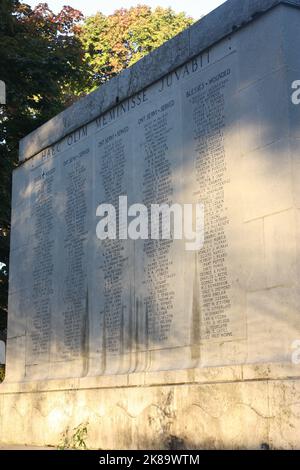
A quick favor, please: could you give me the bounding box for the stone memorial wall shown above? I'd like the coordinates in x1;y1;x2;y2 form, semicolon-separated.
2;0;300;450
7;43;248;380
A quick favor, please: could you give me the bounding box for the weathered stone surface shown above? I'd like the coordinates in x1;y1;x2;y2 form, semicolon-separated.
6;0;300;378
8;30;251;381
0;367;299;449
2;0;300;450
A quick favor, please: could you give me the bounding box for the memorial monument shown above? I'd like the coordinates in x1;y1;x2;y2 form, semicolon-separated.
1;0;300;449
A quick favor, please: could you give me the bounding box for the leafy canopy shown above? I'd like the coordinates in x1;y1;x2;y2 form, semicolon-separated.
80;6;193;86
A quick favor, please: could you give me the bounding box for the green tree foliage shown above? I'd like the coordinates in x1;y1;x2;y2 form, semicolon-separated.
0;1;88;332
80;6;194;87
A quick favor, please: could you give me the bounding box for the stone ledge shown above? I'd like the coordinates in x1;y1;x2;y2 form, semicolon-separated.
19;0;300;162
1;362;299;395
1;376;299;449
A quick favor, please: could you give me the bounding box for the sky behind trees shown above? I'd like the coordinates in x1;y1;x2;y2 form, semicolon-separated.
25;0;226;19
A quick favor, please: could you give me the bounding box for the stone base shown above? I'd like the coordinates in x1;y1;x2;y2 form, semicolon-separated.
1;363;300;449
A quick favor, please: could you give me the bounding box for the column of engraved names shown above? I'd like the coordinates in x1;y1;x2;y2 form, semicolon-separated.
29;167;56;361
97;127;129;355
61;149;90;359
140;101;176;345
187;71;232;340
